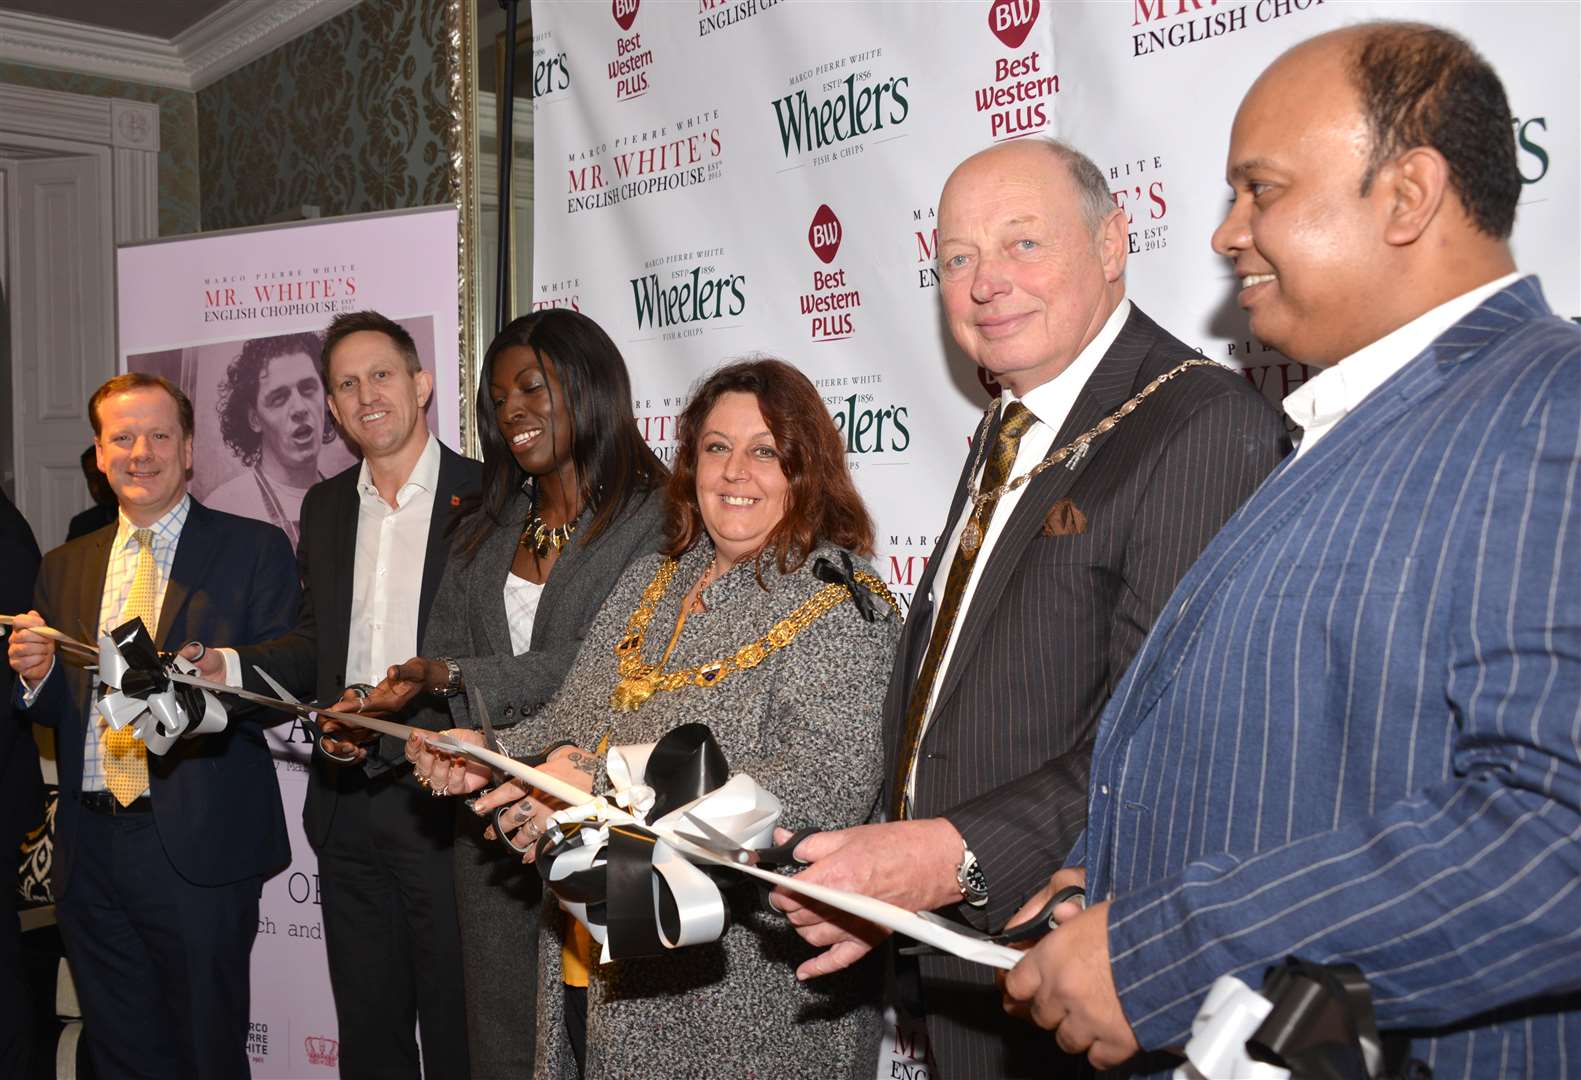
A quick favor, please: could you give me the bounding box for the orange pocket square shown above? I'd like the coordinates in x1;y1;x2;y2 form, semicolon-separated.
1043;498;1087;537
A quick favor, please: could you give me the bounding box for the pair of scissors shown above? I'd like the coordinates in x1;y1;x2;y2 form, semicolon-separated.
673;812;821;871
464;694;581;855
252;665;382;763
898;885;1087;957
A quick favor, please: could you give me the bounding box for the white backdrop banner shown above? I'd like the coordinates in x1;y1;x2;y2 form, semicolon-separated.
117;204;460;1077
529;1;1577;1074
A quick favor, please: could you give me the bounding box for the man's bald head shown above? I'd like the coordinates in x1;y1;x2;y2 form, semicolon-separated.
1266;22;1520;238
1213;21;1519;365
945;139;1117;239
936;138;1129;394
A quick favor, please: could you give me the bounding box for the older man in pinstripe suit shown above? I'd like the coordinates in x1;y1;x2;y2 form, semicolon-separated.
775;137;1286;1077
1004;23;1581;1077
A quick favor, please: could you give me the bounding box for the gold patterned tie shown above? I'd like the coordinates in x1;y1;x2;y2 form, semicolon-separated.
102;527;154;806
892;402;1037;818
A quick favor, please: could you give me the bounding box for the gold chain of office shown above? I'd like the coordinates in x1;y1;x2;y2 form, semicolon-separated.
609;557;898;712
957;358;1220;559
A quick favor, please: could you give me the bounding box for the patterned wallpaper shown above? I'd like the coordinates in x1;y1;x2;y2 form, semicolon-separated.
0;61;200;236
198;0;456;231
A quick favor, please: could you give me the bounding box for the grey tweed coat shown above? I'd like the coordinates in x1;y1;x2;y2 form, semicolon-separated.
415;488;664;1078
499;540;900;1080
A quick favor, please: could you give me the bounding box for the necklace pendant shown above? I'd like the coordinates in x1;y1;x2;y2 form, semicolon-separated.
959;517;983;560
610;673;657;712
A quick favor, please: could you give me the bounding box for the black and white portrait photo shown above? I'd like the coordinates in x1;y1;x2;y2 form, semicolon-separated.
127;315;440;551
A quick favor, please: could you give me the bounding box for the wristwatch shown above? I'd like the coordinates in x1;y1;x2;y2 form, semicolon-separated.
436;657;463;697
956;844;989;908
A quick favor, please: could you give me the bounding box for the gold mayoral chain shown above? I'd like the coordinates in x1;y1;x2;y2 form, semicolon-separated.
609;558;898;712
956;358;1220;560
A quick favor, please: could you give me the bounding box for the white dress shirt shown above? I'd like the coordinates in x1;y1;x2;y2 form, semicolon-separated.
344;435;440;687
1284;272;1522;458
63;496;190;796
906;299;1132;801
504;573;545;656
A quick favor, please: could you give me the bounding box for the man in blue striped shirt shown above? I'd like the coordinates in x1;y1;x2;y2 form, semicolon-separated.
1003;22;1581;1077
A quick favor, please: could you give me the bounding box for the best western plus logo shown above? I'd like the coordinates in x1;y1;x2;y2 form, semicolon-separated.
630;246;746;341
771;47;911;166
1108;154;1169;255
976;0;1057;142
607;0;654;101
799;204;862;342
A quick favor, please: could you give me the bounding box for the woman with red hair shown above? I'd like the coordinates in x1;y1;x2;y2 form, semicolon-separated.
413;358;899;1079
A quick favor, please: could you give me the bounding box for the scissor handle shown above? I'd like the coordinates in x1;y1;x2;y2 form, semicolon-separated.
997;885;1086;945
897;884;1086;958
752;825;821;869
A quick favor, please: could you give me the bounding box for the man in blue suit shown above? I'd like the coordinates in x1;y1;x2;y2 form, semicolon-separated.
8;373;299;1079
1003;22;1581;1076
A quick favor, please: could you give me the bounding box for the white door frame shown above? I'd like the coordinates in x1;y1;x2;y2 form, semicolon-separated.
0;82;159;527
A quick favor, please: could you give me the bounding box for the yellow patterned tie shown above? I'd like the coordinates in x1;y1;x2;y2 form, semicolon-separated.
102;527;155;806
891;402;1037;818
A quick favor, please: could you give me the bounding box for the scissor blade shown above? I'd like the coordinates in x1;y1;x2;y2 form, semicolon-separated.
677;811;755;863
252;665;303;706
470;689;503;753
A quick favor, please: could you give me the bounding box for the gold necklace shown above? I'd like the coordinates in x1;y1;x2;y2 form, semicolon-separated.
957;358;1219;559
609;557;896;712
521;513;577;559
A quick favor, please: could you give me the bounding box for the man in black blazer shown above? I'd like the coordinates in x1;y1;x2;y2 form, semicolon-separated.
8;373;299;1078
196;311;479;1080
0;488;42;1078
778;140;1286;1077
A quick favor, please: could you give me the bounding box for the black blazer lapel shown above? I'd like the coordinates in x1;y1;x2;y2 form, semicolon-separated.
75;528;115;644
156;501;222;648
889;406;992;705
322;473;360;677
480;492;525;658
928;305;1157;717
418;444;472;645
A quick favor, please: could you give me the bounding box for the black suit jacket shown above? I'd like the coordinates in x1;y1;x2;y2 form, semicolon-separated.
882;304;1286;1078
1;491;43;857
22;500;300;898
238;441;481;847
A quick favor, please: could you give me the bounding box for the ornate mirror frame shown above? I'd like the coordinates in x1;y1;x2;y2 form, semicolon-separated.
446;0;481;456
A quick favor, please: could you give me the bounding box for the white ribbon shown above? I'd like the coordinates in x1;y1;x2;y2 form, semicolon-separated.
1172;975;1291;1080
95;634;227;755
546;738;783;963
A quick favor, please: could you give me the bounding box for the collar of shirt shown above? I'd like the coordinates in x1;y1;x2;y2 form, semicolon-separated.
356;432;440;510
113;493;190;559
1283;272;1523;454
1007;298;1132;431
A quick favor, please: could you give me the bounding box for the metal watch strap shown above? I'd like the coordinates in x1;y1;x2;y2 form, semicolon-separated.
957;844;989;908
438;657;463;697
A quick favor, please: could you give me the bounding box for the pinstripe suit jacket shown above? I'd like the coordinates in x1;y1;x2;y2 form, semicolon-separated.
882;303;1287;1078
1086;276;1581;1076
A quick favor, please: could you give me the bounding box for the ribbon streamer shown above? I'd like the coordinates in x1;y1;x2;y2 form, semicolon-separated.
95;618;228;755
534;724;780;963
429;725;1026;970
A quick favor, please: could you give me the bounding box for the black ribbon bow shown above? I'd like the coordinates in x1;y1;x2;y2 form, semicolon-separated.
813;551;879;622
535;723;733;961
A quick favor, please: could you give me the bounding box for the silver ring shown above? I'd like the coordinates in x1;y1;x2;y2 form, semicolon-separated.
523;818;543;841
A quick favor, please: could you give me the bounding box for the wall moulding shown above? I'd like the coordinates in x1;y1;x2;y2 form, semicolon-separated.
0;1;363;93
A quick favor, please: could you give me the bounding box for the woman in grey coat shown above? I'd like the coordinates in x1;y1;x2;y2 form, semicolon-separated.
361;309;666;1077
415;359;900;1079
